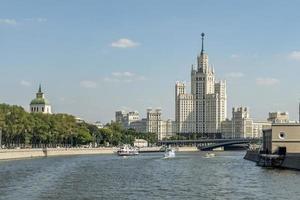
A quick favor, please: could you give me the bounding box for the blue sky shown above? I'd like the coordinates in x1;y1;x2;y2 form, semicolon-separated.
1;0;300;123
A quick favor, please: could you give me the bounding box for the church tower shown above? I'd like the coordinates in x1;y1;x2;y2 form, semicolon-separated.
30;84;52;114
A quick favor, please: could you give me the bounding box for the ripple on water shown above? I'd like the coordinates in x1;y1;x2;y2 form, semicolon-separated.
1;152;300;200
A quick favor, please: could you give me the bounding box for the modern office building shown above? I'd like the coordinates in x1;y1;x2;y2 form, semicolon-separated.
175;33;227;137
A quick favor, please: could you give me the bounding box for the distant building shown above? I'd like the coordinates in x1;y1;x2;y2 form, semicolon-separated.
115;110;140;128
94;121;104;129
30;84;52;114
232;107;253;138
134;139;148;148
175;33;227;137
75;117;85;124
267;112;289;123
252;121;272;138
221;119;233;138
115;109;175;140
221;107;257;138
130;119;147;133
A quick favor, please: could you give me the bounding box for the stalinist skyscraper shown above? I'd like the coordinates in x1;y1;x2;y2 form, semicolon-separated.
175;33;227;138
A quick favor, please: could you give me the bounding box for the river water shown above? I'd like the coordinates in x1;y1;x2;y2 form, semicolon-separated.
0;151;300;200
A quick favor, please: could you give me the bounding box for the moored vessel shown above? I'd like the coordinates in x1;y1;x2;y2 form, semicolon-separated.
117;145;139;156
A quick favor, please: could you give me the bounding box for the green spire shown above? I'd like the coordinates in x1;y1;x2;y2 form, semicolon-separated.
201;33;205;54
38;84;42;93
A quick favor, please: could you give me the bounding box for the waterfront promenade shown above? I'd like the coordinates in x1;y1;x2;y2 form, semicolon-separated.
0;146;198;160
0;148;114;160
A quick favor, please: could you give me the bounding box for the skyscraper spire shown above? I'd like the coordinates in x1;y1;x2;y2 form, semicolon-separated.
201;32;205;54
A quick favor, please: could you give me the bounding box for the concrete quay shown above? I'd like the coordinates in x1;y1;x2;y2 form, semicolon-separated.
0;147;114;160
0;146;199;161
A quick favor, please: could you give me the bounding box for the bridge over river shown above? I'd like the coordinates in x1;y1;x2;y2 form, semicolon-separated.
158;138;260;151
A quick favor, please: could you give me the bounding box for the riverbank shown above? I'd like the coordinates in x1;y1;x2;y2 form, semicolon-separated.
0;146;199;161
0;148;114;160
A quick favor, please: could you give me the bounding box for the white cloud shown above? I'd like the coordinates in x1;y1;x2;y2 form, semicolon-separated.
256;78;279;86
230;54;240;59
103;77;120;82
112;71;135;77
25;18;47;23
0;18;17;26
104;72;146;83
80;80;97;88
225;72;244;78
288;51;300;61
20;80;31;87
111;38;140;48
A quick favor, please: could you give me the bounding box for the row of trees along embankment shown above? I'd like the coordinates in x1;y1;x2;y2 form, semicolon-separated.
0;104;157;148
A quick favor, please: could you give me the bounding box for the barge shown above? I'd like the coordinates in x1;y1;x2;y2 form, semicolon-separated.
244;123;300;170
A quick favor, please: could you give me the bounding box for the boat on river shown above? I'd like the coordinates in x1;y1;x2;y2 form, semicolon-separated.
164;147;175;159
204;153;216;158
117;145;139;156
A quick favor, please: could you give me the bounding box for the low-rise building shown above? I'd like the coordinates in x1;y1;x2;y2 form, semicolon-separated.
115;110;140;128
134;139;148;148
267;112;289;123
263;123;300;154
115;109;175;140
252;121;272;138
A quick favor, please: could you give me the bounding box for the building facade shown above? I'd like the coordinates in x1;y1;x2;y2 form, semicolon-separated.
232;107;253;138
221;107;272;139
115;110;140;129
30;85;52;114
175;33;227;137
267;112;289;123
115;109;175;140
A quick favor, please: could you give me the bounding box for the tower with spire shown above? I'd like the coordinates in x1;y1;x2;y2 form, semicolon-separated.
175;33;227;137
30;84;52;114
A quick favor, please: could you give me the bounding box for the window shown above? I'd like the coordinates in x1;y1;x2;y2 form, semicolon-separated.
279;132;286;140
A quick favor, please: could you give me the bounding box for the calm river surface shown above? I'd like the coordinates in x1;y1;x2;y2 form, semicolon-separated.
1;151;300;200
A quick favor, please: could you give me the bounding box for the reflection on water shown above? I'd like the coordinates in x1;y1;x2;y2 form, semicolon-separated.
0;151;300;200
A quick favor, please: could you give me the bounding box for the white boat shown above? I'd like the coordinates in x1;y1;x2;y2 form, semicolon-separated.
204;153;216;158
164;147;176;158
117;145;139;156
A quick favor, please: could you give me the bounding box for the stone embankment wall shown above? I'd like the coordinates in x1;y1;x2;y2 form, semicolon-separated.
176;146;198;152
0;148;114;160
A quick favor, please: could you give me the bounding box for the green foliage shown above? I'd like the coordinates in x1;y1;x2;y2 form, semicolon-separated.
0;103;158;148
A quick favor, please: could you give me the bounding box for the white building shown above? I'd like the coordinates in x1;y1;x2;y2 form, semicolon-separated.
175;33;227;137
115;109;175;140
267;112;289;123
115;110;140;128
221;107;271;139
134;139;148;148
30;84;52;114
94;121;104;129
232;107;253;138
252;121;272;138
